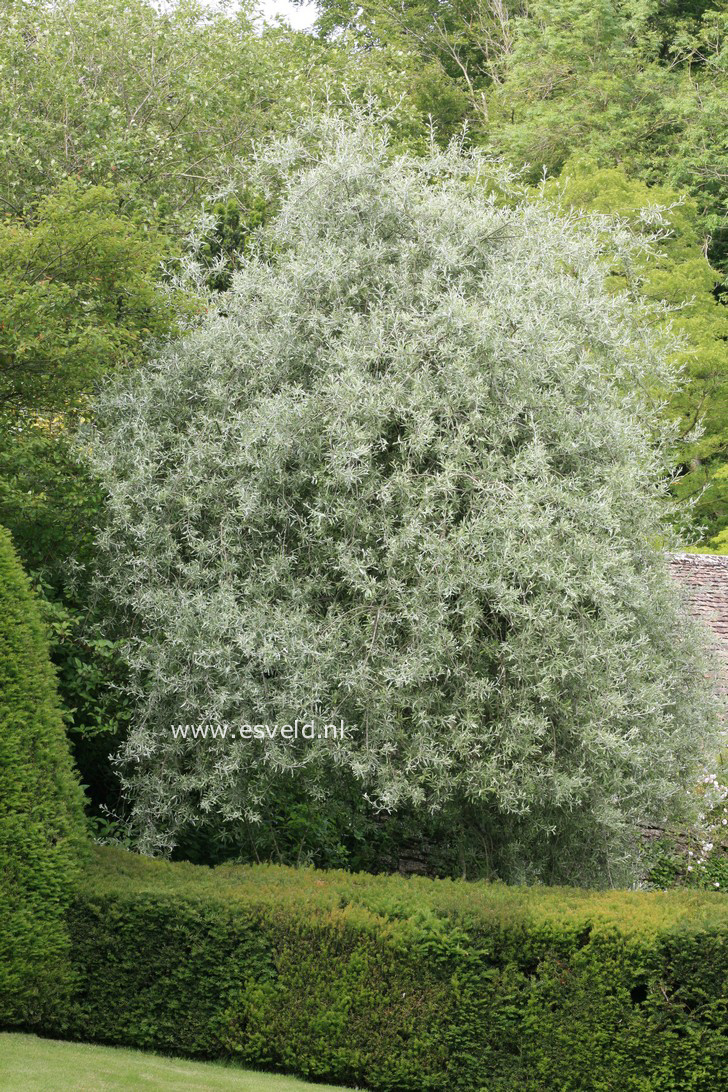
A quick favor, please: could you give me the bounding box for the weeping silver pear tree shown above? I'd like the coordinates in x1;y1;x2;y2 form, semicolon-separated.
90;115;719;883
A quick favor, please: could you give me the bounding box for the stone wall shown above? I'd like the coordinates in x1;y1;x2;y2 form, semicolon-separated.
669;552;728;702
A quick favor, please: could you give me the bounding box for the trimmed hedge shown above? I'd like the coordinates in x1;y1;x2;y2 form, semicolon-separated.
0;526;86;1026
50;846;727;1091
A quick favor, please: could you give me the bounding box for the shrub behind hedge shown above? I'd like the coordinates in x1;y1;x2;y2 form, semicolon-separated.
50;846;727;1091
0;526;86;1026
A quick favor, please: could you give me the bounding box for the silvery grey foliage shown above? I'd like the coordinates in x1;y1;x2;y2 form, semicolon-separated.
90;115;719;882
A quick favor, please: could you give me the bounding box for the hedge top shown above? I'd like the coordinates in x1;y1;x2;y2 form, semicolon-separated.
86;846;727;939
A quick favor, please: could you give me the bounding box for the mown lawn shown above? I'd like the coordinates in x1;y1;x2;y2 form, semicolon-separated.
0;1034;354;1091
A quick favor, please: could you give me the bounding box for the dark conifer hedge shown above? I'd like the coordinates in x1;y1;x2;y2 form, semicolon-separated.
0;526;85;1025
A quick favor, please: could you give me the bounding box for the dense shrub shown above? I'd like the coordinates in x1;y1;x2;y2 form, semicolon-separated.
50;846;727;1091
0;527;86;1026
90;116;719;883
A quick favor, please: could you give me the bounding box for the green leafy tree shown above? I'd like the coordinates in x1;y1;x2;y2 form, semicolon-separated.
0;526;86;1025
487;1;728;264
0;0;267;223
0;0;457;227
89;118;719;884
0;179;176;415
541;160;728;541
0;424;131;745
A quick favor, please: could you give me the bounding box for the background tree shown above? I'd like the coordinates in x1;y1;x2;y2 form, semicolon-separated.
0;180;181;808
540;160;728;541
0;0;451;228
89;118;718;884
487;0;728;267
0;180;176;414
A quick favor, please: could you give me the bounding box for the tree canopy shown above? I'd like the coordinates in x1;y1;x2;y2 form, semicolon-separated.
0;180;177;416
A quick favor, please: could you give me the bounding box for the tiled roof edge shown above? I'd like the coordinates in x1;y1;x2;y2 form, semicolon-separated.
669;552;728;567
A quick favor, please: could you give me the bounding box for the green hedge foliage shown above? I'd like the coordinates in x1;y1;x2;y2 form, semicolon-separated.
0;526;86;1026
50;846;727;1091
